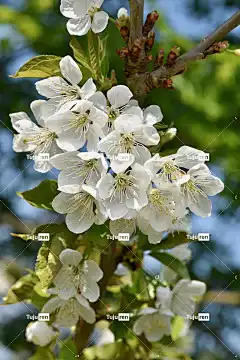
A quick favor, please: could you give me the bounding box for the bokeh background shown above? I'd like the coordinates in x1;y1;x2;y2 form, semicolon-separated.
0;0;239;359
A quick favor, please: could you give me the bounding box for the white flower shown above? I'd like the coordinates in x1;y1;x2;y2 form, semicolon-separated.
36;56;96;117
26;321;55;347
52;184;107;233
175;163;224;217
61;0;109;36
133;308;172;342
117;8;129;19
145;146;209;185
156;280;207;317
91;85;135;134
52;249;103;302
42;293;96;326
97;163;151;220
10;100;62;173
162;245;192;284
99;114;160;172
109;209;138;237
137;215;163;244
46;100;108;151
139;185;175;233
50;151;108;193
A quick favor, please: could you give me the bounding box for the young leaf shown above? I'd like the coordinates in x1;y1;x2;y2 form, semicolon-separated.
149;252;190;279
70;36;92;72
4;273;38;305
88;30;99;79
35;223;78;289
29;348;55;360
58;338;77;360
17;180;59;210
10;55;62;78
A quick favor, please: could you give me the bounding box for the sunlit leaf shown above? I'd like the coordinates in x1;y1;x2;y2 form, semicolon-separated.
10;55;61;78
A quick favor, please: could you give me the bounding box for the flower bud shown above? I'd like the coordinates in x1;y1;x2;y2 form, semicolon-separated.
117;8;129;19
227;49;240;56
26;321;55;347
160;128;177;146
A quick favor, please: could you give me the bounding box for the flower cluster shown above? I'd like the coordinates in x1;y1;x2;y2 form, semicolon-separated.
10;55;224;244
133;279;206;342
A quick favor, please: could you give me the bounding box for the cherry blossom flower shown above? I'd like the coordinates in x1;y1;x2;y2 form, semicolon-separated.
26;322;55;347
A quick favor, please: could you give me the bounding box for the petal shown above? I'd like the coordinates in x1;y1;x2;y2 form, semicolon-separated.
131;163;151;190
143;105;163;125
107;85;133;109
97;173;114;200
60;248;83;266
60;0;78;18
80;274;100;302
42;296;65;314
49;151;80;169
60;55;82;85
73;0;93;17
133;316;146;336
82;260;103;281
89;106;108;128
98;130;120;154
114;114;143;133
30;100;46;126
56;130;86;151
67;16;91;36
134;145;151;165
91;11;109;33
80;78;97;100
110;153;135;174
77;302;96;324
10;112;39;133
13;134;36;152
58;169;84;194
89;91;107;111
105;199;129;220
176;146;207;169
66;208;95;233
52;192;73;214
136;125;160;146
197;174;224;196
149;210;172;232
35;77;68;98
188;192;212;217
75;293;90;308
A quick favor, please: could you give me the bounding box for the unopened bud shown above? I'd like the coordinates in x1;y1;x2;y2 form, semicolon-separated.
117;7;129;19
143;10;159;36
227;49;240;56
160;128;177;146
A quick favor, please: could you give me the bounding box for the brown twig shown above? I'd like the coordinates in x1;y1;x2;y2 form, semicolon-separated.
125;2;240;98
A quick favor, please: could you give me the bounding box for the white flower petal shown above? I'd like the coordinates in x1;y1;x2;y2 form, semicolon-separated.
26;322;54;347
66;208;95;233
42;296;65;314
89;91;107;111
77;302;96;324
110;153;135;174
67;15;91;36
50;151;79;169
176;146;206;169
60;0;78;18
91;11;109;33
36;77;68;98
83;260;103;281
143;105;163;125
80;275;100;302
97;173;114;200
114;114;143;133
105;199;129;220
10;112;39;133
30;100;46;126
107;85;133;109
52;192;73;214
73;0;94;17
188;192;212;217
60;248;83;266
60;55;82;85
80;78;97;100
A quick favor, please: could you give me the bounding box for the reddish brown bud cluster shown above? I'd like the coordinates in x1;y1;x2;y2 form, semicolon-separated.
146;31;155;52
142;11;159;37
163;79;174;89
154;49;165;69
203;40;229;58
167;46;181;67
116;47;130;59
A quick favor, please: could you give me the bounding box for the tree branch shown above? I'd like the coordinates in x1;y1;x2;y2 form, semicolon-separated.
129;0;144;48
75;241;117;356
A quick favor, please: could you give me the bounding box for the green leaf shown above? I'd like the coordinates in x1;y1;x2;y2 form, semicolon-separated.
88;30;99;79
58;338;77;360
35;224;78;289
98;35;109;78
29;348;55;360
70;36;92;72
10;233;33;241
17;180;59;210
171;316;186;341
4;273;39;305
131;269;151;301
150;252;190;279
10;55;61;78
95;342;122;360
140;232;190;251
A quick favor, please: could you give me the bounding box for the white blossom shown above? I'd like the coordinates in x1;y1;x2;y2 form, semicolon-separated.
42;293;96;326
36;56;96;117
98;114;160;172
117;8;129;19
52;249;103;302
145;146;209;185
60;0;109;36
162;245;192;284
97;163;151;220
133;308;172;342
10;100;62;173
50;151;108;193
174;163;224;217
52;184;107;233
26;321;55;347
156;280;207;317
46;99;108;151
